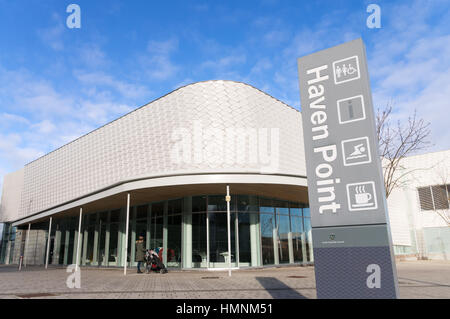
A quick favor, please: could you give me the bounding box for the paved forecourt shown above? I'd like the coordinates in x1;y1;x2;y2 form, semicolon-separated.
0;261;448;299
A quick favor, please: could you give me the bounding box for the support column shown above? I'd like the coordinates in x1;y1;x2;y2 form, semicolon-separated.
162;201;168;266
75;208;83;272
124;193;131;275
301;232;307;263
273;227;279;265
104;211;111;267
24;223;31;267
249;213;261;267
146;204;151;250
235;210;239;268
5;241;11;265
206;203;210;268
92;213;99;266
226;185;231;276
45;217;53;269
182;196;192;269
130;206;137;267
117;208;124;266
63;225;69;265
288;232;294;264
82;219;88;265
53;223;61;265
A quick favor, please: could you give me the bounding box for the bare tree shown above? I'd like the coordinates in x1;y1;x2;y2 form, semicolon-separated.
376;104;431;198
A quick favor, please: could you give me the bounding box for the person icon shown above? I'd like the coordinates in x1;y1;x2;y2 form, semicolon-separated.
335;65;342;78
342;64;348;76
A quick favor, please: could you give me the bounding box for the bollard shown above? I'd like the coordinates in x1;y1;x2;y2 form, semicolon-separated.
18;255;23;271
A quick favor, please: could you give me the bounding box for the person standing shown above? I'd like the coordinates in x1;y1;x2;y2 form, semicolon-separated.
135;235;146;274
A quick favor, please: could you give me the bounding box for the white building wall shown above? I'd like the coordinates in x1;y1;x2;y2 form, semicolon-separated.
0;169;24;223
386;187;412;246
386;149;450;258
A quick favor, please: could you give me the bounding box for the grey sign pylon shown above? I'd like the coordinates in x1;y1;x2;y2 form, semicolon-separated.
297;38;399;298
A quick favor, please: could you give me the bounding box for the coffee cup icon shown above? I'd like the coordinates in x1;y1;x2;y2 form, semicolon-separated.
347;182;378;211
355;192;372;204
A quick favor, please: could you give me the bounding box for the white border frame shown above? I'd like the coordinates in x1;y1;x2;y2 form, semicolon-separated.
346;181;378;211
341;136;372;166
333;55;361;85
337;95;366;124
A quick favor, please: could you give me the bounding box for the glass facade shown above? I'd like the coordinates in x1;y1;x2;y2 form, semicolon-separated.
1;194;312;268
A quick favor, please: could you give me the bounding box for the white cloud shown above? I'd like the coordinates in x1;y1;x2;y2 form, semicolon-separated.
74;70;151;100
77;44;109;68
369;1;450;152
36;13;66;51
138;38;180;80
250;58;272;74
0;63;142;188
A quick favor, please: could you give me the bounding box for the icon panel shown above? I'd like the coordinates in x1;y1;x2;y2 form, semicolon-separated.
333;55;360;84
346;181;378;211
341;136;371;166
337;95;366;124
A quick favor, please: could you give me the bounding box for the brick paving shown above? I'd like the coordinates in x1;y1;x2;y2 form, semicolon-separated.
0;260;448;299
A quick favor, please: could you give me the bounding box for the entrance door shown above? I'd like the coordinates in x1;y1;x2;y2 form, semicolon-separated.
208;212;237;268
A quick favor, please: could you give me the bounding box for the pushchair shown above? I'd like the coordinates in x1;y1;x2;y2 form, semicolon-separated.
145;250;168;274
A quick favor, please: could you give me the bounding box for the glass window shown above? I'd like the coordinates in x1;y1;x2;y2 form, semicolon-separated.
108;223;119;265
208;212;236;263
260;213;274;265
136;205;148;220
152;202;164;217
303;207;310;217
110;209;121;223
66;217;77;265
303;217;312;262
259;198;274;214
97;218;107;266
150;202;164;251
274;200;289;212
208;195;235;212
192;196;207;213
276;214;290;263
290;216;304;262
238;213;251;263
167;199;182;267
168;198;183;215
289;202;302;217
82;213;96;265
167;213;181;267
99;211;108;223
192;213;207;267
237;195;257;213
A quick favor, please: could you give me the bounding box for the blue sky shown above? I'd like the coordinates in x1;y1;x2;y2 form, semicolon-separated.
0;0;449;193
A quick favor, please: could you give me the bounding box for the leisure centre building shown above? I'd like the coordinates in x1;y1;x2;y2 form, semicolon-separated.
0;80;313;269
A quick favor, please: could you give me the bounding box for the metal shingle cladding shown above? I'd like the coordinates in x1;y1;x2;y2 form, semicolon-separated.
18;81;306;218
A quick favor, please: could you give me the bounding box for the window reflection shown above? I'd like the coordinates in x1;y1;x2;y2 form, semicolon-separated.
29;193;309;269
